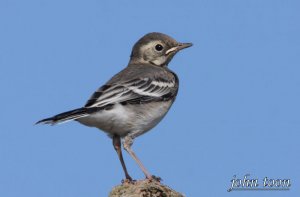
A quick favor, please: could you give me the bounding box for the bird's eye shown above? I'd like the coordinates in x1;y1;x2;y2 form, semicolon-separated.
155;44;163;51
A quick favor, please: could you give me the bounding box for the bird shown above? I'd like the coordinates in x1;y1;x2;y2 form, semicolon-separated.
36;32;192;181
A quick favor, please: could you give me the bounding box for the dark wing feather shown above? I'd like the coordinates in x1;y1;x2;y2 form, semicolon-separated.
84;73;178;108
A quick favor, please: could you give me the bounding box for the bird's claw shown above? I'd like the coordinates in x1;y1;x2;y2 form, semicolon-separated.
147;175;162;182
121;178;136;184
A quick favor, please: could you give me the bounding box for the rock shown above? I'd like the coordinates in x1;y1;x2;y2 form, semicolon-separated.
109;179;185;197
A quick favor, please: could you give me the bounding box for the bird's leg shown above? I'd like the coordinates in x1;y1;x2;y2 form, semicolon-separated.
123;136;152;180
112;135;132;181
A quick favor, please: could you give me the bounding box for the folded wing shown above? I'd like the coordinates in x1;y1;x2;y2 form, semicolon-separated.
85;77;178;108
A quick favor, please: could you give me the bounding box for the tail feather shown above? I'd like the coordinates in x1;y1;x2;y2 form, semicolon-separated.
36;107;96;125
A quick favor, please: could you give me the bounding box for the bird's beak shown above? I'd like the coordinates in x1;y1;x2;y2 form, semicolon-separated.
165;42;193;55
177;42;193;50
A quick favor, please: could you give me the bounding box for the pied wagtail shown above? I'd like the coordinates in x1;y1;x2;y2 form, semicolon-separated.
37;32;192;181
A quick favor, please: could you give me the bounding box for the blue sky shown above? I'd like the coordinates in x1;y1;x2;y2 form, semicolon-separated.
1;0;299;196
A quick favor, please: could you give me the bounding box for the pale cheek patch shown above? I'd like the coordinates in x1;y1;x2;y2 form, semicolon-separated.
151;56;167;66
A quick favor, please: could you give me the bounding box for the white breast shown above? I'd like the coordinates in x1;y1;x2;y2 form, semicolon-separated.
77;101;173;137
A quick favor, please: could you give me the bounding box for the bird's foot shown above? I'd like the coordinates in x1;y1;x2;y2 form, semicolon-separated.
121;178;136;184
146;175;162;182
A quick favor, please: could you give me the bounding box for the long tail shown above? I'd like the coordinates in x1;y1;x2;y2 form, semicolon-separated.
36;107;97;125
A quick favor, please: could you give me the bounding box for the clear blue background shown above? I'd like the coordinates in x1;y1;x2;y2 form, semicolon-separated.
1;0;299;196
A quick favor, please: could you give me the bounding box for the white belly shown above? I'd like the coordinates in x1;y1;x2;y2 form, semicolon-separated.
77;101;173;137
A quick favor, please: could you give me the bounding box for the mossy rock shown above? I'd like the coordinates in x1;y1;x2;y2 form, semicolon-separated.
109;179;185;197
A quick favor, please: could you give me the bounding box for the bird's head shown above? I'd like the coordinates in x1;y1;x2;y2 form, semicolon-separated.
129;32;192;67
